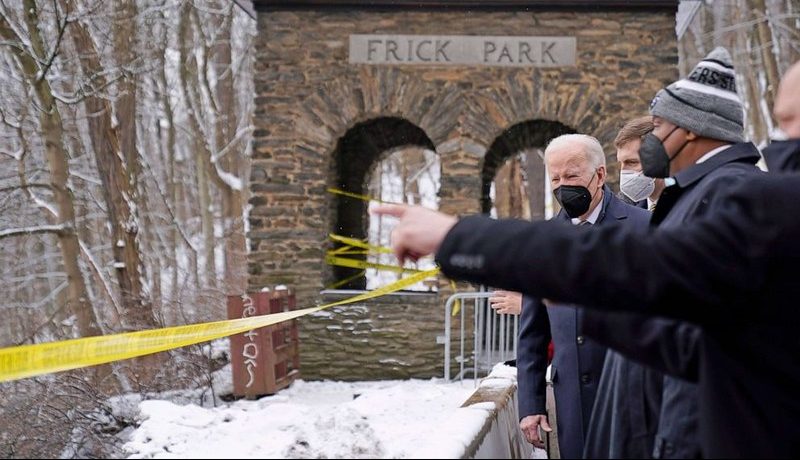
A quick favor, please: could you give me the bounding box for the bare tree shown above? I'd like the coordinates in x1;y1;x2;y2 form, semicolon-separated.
0;3;103;339
680;0;799;143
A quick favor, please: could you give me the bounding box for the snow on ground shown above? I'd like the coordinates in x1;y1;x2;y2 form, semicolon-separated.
122;376;491;459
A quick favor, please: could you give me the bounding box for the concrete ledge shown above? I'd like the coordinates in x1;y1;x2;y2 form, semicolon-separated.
459;365;532;459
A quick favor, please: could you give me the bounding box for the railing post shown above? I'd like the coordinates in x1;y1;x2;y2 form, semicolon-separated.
444;295;454;381
443;291;518;382
473;296;479;381
460;293;465;381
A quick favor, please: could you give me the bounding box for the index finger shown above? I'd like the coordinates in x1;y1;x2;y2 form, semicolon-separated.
371;204;408;218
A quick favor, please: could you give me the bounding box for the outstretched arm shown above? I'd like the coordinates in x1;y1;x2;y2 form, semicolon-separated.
374;190;769;323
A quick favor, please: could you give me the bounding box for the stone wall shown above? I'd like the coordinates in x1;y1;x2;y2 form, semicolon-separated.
301;292;472;380
249;7;678;379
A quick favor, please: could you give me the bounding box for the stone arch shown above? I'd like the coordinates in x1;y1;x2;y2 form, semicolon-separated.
297;68;463;153
480;119;575;215
330;116;436;289
463;74;628;170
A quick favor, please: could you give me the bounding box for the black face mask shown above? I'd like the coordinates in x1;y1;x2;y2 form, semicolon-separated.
762;139;800;173
553;172;597;218
639;126;689;178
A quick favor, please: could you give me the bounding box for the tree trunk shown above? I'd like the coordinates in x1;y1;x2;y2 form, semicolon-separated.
213;2;247;296
733;2;768;144
114;0;155;326
195;136;216;289
524;149;546;221
749;0;781;126
66;2;155;330
180;3;217;289
788;0;800;65
160;61;184;308
701;2;715;54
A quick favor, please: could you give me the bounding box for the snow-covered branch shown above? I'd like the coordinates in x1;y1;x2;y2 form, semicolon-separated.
0;224;67;239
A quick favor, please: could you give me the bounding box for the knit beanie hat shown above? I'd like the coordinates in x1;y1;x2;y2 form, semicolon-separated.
649;47;744;143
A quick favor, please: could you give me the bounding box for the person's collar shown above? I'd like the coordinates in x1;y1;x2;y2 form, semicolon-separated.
672;142;761;188
695;144;732;164
571;190;603;225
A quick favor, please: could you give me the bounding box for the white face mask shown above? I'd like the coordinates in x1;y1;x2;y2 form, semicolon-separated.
620;169;656;202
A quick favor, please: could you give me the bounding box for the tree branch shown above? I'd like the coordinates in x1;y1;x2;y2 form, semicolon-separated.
0;224;68;239
36;0;70;83
78;239;123;321
0;182;52;193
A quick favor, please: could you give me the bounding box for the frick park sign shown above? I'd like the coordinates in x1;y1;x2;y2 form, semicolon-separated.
349;34;576;67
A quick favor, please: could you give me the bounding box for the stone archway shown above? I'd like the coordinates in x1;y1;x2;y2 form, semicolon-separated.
248;2;679;379
330;117;436;289
480;120;575;217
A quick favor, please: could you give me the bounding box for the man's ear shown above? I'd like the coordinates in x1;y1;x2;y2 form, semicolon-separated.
596;165;606;186
685;130;700;141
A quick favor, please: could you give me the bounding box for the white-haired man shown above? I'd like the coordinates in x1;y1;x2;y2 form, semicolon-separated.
515;134;651;459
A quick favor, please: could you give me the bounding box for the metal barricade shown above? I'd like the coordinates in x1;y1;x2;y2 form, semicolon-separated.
441;289;520;382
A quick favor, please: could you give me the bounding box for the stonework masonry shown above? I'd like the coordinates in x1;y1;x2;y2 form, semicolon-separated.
250;6;678;380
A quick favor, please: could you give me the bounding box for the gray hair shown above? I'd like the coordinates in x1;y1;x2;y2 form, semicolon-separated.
544;134;606;171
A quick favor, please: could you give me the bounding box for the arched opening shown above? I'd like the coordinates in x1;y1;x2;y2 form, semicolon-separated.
330;117;437;290
366;147;440;291
481;120;576;219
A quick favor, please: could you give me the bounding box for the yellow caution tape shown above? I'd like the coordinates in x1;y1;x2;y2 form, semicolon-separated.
327;187;400;204
329;249;372;256
325;233;433;287
0;268;439;383
325;269;367;289
325;255;423;274
327;234;431;259
450;280;461;316
328;233;394;254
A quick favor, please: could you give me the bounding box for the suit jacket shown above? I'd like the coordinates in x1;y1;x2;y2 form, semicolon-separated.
435;147;800;457
517;186;651;460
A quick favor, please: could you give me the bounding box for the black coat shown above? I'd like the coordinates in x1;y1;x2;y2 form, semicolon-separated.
583;346;664;459
517;187;650;460
644;143;760;459
434;165;800;457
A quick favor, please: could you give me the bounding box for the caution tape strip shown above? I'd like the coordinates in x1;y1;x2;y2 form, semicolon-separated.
328;233;394;254
324;269;367;289
450;280;461;315
325;255;424;274
0;268;440;383
327;187;400;205
327;190;456;311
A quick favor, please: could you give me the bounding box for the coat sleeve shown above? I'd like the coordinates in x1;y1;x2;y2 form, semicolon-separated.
435;190;769;324
581;309;701;381
516;295;551;419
